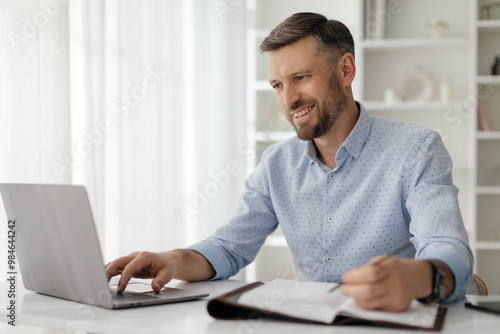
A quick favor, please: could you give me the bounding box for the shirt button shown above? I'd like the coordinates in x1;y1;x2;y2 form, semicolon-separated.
327;257;332;262
328;217;333;222
329;174;334;178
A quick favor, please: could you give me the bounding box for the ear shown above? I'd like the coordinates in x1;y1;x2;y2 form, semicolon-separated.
337;53;356;87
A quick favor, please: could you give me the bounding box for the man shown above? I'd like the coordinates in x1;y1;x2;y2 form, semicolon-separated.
106;13;473;312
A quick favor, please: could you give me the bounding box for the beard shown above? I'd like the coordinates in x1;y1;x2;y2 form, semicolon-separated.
285;75;348;141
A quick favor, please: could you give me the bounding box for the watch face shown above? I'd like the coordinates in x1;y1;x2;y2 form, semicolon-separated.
436;275;445;299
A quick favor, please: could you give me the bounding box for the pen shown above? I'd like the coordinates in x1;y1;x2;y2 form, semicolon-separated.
328;241;413;293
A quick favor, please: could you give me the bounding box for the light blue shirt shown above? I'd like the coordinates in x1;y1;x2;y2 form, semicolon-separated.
189;102;473;303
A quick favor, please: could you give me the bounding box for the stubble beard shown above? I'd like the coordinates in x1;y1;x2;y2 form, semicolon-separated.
286;76;348;141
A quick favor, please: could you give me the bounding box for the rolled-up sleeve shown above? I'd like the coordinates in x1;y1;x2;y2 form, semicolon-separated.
405;132;474;303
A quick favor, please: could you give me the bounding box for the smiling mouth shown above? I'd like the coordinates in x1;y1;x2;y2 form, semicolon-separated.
292;105;314;118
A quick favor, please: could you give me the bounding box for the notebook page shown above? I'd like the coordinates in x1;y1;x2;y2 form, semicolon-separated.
337;298;439;328
237;279;346;324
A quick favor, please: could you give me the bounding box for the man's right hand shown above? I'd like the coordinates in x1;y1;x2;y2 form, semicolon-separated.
105;249;215;293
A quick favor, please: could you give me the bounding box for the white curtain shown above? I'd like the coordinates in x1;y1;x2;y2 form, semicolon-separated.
0;0;247;267
0;0;71;272
0;0;70;182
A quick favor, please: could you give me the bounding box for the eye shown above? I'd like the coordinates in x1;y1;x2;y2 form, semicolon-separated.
296;75;308;80
272;82;282;89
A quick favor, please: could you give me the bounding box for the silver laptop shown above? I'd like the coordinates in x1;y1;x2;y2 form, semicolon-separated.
0;183;208;309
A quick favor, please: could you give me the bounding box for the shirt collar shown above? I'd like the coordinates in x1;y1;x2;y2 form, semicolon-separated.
303;101;372;164
341;101;371;159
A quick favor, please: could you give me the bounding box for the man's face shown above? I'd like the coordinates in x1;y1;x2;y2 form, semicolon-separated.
268;36;348;141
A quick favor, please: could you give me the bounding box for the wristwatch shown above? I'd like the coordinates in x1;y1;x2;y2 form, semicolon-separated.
418;260;445;304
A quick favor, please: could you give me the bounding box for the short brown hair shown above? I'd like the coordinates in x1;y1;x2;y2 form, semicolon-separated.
260;12;355;67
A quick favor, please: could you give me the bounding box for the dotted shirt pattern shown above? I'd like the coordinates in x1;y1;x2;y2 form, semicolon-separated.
189;102;474;303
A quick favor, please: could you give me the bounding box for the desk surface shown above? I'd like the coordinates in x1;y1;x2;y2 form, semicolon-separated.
1;279;500;334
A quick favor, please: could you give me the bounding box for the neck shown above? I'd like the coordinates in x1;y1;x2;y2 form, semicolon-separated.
313;100;360;169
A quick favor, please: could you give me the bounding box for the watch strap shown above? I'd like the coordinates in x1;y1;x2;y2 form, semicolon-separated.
417;260;445;304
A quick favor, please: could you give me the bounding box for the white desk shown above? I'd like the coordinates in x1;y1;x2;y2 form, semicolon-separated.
2;279;500;334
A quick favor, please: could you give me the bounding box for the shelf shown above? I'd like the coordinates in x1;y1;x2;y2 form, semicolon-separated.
363;100;461;111
264;235;288;248
476;186;500;195
360;38;470;51
477;75;500;85
255;131;295;142
477;131;500;140
475;241;500;250
477;20;500;33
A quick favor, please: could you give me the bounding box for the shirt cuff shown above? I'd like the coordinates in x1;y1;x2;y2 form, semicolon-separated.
424;250;472;303
187;241;232;281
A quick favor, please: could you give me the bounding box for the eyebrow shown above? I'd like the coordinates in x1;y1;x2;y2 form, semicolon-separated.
269;69;314;86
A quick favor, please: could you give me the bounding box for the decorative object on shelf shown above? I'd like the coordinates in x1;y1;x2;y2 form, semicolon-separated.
383;88;401;104
364;0;386;39
439;76;452;101
492;56;500;76
427;20;449;38
481;1;500;20
397;65;436;101
477;98;490;132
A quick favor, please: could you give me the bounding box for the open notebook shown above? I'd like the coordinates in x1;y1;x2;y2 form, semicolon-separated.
207;278;446;331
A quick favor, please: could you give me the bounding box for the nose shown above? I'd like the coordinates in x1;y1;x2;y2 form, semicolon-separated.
282;84;301;111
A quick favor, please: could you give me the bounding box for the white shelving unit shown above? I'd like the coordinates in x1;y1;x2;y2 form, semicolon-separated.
475;1;500;295
360;38;471;50
361;0;500;294
246;0;500;293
